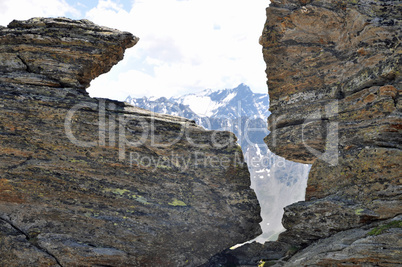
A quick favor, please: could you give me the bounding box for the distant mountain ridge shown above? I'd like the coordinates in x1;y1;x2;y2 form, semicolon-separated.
125;84;270;124
125;84;310;242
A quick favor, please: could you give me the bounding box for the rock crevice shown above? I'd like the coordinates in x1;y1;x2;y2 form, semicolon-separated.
0;217;62;266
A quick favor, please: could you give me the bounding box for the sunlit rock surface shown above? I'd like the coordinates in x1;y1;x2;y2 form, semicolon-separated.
0;18;262;266
259;0;401;265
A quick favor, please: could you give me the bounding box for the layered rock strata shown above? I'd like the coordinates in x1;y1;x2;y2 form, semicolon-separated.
258;0;401;265
0;18;262;266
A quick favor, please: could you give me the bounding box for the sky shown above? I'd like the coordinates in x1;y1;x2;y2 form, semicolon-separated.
0;0;269;101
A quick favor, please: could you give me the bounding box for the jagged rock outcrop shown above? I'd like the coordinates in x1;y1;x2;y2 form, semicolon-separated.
0;18;262;266
0;17;136;90
256;0;401;265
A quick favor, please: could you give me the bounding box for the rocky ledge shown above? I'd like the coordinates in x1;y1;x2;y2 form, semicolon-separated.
257;0;400;266
0;18;262;266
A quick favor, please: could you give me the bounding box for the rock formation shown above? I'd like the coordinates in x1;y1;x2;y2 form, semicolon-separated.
0;18;262;266
259;0;401;265
203;1;401;266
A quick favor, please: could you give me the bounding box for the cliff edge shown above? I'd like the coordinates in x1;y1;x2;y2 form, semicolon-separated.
0;18;262;266
261;0;401;265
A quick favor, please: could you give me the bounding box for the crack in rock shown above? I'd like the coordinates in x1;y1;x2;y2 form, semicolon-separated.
0;217;63;267
16;55;33;73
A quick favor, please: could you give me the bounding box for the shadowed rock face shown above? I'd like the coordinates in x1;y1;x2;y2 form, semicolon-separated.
259;0;401;265
0;18;262;266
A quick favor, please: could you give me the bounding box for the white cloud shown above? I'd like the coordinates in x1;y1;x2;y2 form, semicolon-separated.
0;0;80;26
85;0;130;29
86;0;269;100
1;0;269;100
89;69;162;100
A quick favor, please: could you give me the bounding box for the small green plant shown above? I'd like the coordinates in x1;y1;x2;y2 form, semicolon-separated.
367;220;402;236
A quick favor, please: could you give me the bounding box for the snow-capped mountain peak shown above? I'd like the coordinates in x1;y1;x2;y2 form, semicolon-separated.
125;84;270;120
